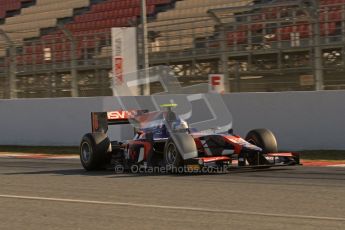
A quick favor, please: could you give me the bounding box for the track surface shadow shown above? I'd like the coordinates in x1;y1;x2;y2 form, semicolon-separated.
3;167;292;178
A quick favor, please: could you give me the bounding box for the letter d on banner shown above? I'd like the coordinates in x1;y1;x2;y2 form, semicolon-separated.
111;27;138;96
209;74;225;93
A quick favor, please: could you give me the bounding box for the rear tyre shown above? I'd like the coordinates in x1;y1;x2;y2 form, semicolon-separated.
245;129;278;167
164;139;183;171
80;133;110;171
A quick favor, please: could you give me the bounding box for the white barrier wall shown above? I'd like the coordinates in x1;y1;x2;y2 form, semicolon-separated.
0;91;344;150
225;91;345;150
0;97;107;146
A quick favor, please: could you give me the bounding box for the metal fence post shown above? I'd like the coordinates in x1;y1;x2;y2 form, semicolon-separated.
209;10;230;92
220;25;230;92
59;26;79;97
140;0;150;95
311;0;324;90
0;29;17;98
307;0;324;90
235;61;240;92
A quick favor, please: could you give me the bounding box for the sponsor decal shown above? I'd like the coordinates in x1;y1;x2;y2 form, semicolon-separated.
114;57;124;85
111;27;138;95
92;113;99;131
209;74;225;93
107;111;134;120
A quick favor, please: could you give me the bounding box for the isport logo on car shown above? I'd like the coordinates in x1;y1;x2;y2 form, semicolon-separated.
107;110;135;120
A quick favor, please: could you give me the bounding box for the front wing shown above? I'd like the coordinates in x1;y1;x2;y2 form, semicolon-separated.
188;152;301;169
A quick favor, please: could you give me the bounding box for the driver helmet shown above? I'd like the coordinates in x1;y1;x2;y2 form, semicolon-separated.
172;119;188;131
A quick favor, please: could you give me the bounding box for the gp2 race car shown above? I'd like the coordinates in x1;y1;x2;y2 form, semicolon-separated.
79;104;300;172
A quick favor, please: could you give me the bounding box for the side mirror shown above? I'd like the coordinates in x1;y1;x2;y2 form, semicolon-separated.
228;129;234;135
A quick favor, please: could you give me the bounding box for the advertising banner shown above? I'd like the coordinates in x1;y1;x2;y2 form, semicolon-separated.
111;27;138;95
209;74;225;93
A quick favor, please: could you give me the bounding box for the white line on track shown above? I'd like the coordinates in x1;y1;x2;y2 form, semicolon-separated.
0;194;344;222
0;154;78;159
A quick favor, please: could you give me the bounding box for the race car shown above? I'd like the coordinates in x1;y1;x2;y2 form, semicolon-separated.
79;104;300;172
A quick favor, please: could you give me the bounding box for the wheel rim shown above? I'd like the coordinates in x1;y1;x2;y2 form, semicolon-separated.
81;142;92;163
166;143;177;165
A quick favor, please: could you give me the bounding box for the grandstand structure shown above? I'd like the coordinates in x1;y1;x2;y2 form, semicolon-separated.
0;0;344;98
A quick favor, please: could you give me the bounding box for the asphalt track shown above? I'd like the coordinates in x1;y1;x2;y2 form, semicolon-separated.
0;158;344;230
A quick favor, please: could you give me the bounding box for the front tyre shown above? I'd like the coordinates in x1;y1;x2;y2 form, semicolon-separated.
245;129;278;153
245;129;278;167
80;133;110;171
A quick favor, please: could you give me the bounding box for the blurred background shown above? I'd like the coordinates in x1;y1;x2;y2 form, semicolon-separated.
0;0;344;98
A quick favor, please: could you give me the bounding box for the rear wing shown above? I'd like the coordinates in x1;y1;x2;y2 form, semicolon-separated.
91;110;148;133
